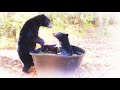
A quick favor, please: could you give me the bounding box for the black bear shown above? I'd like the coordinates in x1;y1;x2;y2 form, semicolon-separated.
42;44;59;54
53;32;85;56
18;14;52;73
53;32;73;56
71;45;85;55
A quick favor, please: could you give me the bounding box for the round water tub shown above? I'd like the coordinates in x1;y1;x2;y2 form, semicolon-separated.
30;48;85;78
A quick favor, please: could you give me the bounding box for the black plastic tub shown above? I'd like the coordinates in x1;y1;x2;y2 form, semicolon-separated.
30;48;85;78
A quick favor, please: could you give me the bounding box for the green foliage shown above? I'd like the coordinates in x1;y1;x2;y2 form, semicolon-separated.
80;13;95;29
0;12;112;49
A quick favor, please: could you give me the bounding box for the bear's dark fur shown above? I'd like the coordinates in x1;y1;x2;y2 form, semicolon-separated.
53;32;73;56
17;14;52;73
71;45;85;55
53;32;85;56
42;44;59;54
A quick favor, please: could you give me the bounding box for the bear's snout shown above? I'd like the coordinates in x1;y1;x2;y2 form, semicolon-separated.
48;23;52;28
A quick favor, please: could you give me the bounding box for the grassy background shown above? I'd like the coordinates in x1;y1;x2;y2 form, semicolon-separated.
0;12;115;50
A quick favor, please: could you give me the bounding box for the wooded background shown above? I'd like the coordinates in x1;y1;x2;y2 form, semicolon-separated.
0;12;119;49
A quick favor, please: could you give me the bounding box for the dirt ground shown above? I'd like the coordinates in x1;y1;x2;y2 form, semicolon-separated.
0;25;120;78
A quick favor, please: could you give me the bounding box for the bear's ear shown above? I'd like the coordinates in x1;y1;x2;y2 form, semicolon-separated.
66;34;68;37
41;14;45;16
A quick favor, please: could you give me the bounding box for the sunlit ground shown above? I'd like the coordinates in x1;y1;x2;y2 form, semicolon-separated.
98;25;120;78
74;24;120;78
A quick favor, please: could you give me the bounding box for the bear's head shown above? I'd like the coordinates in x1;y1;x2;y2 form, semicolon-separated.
39;14;52;28
53;32;69;43
28;14;52;28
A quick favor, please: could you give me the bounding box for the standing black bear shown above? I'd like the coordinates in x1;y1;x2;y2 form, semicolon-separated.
18;14;52;73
